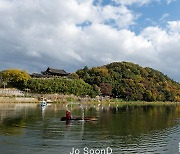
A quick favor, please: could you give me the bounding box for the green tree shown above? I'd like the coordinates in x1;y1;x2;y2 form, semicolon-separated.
26;78;98;97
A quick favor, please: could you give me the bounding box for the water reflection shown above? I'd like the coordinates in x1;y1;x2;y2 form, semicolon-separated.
41;106;46;119
0;103;180;153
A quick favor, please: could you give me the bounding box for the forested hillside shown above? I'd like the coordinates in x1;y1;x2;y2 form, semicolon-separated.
76;62;180;101
0;62;179;101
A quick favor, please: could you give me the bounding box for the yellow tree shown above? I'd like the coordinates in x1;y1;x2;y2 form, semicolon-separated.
2;69;30;89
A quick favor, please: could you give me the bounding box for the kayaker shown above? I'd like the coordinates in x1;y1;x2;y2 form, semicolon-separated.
66;110;71;120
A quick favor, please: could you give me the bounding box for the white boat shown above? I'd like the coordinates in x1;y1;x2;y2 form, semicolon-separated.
40;99;47;107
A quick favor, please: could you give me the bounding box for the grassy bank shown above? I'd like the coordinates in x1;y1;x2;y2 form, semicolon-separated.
80;99;180;108
0;93;179;106
0;97;38;103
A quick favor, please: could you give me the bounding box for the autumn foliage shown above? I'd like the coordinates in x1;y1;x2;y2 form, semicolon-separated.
0;69;30;89
76;62;180;101
0;62;180;101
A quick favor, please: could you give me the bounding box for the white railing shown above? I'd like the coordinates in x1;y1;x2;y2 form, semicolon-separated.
0;88;24;96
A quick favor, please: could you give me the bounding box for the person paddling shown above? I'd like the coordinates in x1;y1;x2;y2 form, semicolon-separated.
66;110;71;120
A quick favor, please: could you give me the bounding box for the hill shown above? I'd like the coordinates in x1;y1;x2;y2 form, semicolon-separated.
0;62;179;101
76;62;180;101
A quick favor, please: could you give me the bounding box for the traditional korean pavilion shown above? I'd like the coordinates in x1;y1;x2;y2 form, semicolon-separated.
31;67;69;78
42;67;69;76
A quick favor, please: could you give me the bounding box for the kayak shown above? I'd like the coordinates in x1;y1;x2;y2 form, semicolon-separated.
61;117;98;121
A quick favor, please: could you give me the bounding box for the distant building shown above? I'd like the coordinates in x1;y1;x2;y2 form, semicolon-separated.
30;73;44;78
31;67;70;78
42;67;69;76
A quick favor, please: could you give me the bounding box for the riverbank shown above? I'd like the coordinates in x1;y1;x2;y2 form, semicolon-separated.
0;97;38;103
0;93;180;107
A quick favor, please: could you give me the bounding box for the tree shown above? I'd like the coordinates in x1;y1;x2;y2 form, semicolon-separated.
70;73;79;79
0;71;3;87
99;83;112;96
26;78;99;97
75;61;180;101
2;69;30;89
143;90;153;102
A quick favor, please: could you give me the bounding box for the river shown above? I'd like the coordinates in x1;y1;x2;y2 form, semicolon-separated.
0;103;180;154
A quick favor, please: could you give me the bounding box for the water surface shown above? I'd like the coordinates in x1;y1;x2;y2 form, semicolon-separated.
0;103;180;154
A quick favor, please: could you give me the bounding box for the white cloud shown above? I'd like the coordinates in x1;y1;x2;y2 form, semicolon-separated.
168;21;180;33
112;0;151;6
160;13;169;21
0;0;180;81
100;5;137;28
141;25;180;80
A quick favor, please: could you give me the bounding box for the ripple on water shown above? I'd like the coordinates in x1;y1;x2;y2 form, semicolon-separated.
1;104;180;154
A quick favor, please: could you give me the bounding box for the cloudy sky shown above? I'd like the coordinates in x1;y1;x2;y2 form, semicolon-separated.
0;0;180;82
